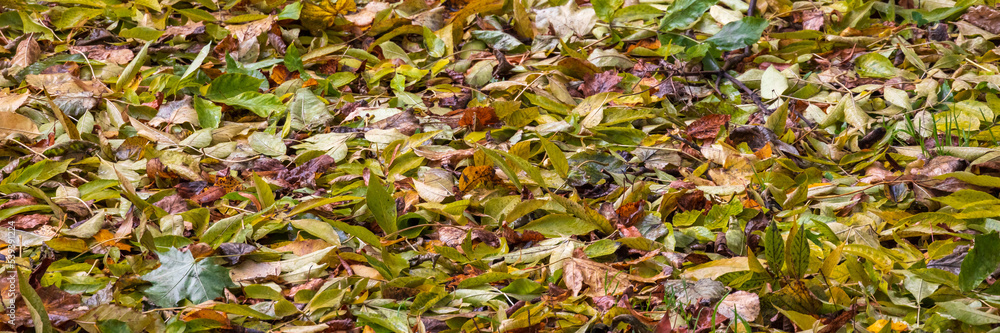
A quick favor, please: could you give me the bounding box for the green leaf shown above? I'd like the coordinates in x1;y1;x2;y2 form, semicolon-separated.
52;7;102;30
116;41;151;92
539;137;568;178
471;30;526;53
520;214;597;237
176;8;217;22
959;232;1000;292
659;0;716;31
119;27;164;41
252;173;275;208
937;300;1000;325
457;272;514;288
592;0;623;21
479;148;522;190
330;219;383;249
18;267;53;333
485;148;547;188
705;17;768;51
96;319;130;333
194;97;222;129
285;44;306;76
855;52;897;79
207;73;264;100
784;222;809;279
842;244;894;270
410;288;448;315
141;247;236;307
764;219;784;275
379;41;413;66
217;92;285;117
279;1;303;20
367;176;398;234
288;88;330;130
182;43;212;80
248;132;286;156
934;189;1000;209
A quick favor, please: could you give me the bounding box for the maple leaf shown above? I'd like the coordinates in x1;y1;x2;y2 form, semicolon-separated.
141;247;235;307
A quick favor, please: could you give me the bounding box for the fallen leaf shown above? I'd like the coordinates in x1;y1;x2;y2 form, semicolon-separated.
687;114;731;140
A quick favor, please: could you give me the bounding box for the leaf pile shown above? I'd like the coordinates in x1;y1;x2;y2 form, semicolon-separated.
3;0;1000;331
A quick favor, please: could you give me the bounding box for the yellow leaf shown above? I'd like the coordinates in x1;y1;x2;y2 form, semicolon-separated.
301;0;357;30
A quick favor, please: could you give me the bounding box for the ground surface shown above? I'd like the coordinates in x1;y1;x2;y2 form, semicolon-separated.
2;0;1000;331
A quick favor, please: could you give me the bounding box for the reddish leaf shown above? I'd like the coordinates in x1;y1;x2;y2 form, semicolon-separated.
686;114;731;140
192;186;226;205
453;107;501;131
276;154;336;188
7;214;49;229
581;70;623;96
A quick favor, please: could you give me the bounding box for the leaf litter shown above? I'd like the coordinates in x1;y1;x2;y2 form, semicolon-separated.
2;0;1000;331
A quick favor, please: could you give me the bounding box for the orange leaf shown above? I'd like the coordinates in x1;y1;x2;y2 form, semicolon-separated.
753;142;773;160
454;107;501;131
93;229;132;251
616;201;645;226
458;165;500;192
180;308;231;328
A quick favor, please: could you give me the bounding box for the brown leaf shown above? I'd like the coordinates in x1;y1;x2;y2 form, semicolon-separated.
457;165;501;192
186;242;215;259
501;226;546;246
175;181;209;199
92;229;132;253
717;291;760;321
562;257;632;297
345;1;392;27
162;21;207;40
801;10;825;31
179;308;230;328
453;107;501;131
581;70;623;96
653;310;674;333
68;45;135;65
10;37;40;69
218;242;258;265
962;5;1000;34
7;214;49;229
687;114;730;140
14;286;86;328
270;64;298;85
154;194;190;214
275;239;330;256
910;156;967;178
192;186;226;205
285;278;325;297
0;111;40;138
372;110;420;136
0;194;37;209
728;125;799;155
276;154;336;188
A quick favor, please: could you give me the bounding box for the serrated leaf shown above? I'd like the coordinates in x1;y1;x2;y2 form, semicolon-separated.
764;219;784;276
141;247;236;307
784;222;809;279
